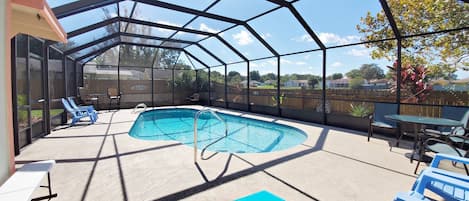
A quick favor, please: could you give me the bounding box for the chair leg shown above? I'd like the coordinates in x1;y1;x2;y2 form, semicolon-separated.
368;126;372;142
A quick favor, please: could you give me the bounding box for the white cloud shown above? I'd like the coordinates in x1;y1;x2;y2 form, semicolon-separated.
156;20;180;27
317;33;360;45
233;30;253;46
347;48;370;57
293;34;314;43
331;62;343;67
280;58;293;64
261;33;272;40
199;23;219;33
295;61;307;65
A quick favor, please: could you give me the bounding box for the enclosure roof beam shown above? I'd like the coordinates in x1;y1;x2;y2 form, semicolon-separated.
215;36;248;62
64;33;120;55
243;24;278;56
195;44;225;65
120;32;196;45
121;18;215;36
133;0;243;24
120;42;185;51
184;50;210;68
76;41;120;61
266;0;325;50
68;17;120;38
53;0;122;19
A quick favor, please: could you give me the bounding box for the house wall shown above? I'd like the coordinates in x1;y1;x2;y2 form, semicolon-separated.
0;0;15;184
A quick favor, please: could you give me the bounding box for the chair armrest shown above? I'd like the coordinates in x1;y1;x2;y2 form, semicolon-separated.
430;153;469;168
413;169;469;194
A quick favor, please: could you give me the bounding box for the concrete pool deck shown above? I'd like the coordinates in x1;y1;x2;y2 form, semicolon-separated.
16;106;442;200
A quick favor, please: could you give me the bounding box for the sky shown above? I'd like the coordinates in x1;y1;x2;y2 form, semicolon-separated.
48;0;468;79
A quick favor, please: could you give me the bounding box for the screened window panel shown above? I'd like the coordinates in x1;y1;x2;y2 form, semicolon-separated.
174;69;197;104
119;44;158;67
83;64;118;108
76;62;83;88
55;23;119;51
387;0;468;36
249;8;319;54
92;46;120;66
157;0;215;11
199;37;243;63
186;54;207;69
119;0;135;18
58;4;118;32
186;16;234;34
154;49;181;69
171;31;208;42
174;52;194;70
210;66;225;106
280;52;322;111
15;35;30;131
401;33;469;111
185;45;221;67
69;37;120;58
249;58;277;107
121;36;163;46
326;43;395;118
294;0;391;46
198;69;209;102
126;23;176;38
29;37;43;58
133;3;195;27
208;0;277;21
120;66;152;107
66;58;77;97
153;69;173;105
227;63;247;105
220;26;273;60
48;48;65;117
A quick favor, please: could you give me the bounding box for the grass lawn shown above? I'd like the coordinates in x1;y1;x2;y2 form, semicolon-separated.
31;109;64;119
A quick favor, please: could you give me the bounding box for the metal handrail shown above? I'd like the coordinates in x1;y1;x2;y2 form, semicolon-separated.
194;109;228;163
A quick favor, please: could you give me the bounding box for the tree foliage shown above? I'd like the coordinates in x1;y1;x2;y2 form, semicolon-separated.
357;0;468;77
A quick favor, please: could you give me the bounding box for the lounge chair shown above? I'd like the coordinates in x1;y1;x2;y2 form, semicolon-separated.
395;154;469;201
368;103;398;144
415;136;468;174
62;98;96;126
67;97;98;120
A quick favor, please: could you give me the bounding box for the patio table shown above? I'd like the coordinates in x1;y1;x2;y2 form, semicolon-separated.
384;114;463;163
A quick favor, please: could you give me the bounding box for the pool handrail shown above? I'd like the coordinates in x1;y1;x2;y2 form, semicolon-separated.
194;109;228;163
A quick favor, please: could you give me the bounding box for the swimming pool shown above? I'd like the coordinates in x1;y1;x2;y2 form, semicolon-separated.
129;108;307;153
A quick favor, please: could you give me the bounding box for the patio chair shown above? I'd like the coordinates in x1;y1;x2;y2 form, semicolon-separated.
425;106;469;144
107;88;121;111
62;98;96;126
186;93;200;103
414;136;468;174
67;97;98;121
395;154;469;201
368;103;398;144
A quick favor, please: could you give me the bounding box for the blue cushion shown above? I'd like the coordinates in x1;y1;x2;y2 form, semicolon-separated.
235;190;284;201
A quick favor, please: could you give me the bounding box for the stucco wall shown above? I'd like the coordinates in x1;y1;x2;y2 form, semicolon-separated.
0;0;13;184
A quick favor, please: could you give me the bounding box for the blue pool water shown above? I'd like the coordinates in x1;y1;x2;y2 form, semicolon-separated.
129;109;307;153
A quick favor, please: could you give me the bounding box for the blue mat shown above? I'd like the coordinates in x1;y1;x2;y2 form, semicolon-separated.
235;190;284;201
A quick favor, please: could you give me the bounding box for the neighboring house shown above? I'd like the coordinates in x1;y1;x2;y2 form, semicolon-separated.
326;78;349;88
432;77;469;91
240;80;262;87
264;80;276;85
284;80;309;88
361;79;390;89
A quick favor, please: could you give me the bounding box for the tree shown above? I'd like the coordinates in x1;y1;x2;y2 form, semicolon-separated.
228;71;240;78
356;0;468;76
250;70;261;81
261;73;277;82
327;73;343;80
308;76;321;88
360;64;384;81
346;69;362;79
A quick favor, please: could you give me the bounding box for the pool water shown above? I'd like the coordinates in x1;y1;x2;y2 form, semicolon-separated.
129;109;307;153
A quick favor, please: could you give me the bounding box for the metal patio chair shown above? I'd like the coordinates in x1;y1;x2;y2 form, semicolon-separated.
368;103;399;144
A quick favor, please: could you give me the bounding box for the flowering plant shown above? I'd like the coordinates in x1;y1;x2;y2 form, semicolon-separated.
387;61;432;103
